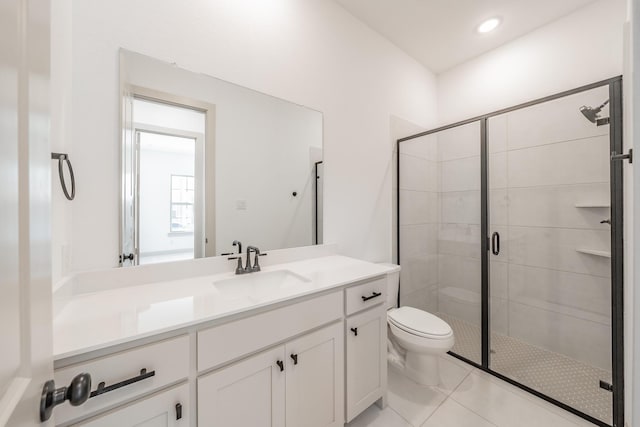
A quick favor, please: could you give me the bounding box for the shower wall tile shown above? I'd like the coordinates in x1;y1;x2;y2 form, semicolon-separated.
438;288;481;326
400;134;438;161
507;136;609;188
490;297;509;336
400;224;438;258
403;286;439;314
508;301;611;371
508;226;610;277
438;122;481;161
438;255;481;295
488;114;507;153
400;254;438;297
438;224;482;259
489;189;508;226
489;151;507;189
440;191;481;225
508;264;610;321
399;154;439;192
440;156;481;192
400;190;439;225
489;260;508;300
505;85;609;151
508;184;610;230
438;289;506;336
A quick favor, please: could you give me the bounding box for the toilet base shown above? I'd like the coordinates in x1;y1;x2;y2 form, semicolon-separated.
405;352;440;386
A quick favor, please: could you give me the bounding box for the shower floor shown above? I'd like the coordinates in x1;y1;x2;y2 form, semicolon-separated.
438;313;613;425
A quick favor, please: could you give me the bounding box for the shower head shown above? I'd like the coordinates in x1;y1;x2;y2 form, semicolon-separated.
580;99;609;123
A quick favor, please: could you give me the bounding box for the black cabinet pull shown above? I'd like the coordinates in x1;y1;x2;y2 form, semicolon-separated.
89;368;155;398
176;402;183;420
361;292;382;302
290;354;298;365
491;232;500;256
350;327;358;336
276;360;284;372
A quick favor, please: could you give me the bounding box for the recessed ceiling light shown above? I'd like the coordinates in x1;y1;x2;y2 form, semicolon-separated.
477;17;501;34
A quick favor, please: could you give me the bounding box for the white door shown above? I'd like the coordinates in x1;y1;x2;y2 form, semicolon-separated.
285;323;344;427
77;384;189;427
0;0;55;425
198;346;286;427
345;308;386;422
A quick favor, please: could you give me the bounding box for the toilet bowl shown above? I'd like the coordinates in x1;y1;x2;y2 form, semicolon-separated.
379;264;455;386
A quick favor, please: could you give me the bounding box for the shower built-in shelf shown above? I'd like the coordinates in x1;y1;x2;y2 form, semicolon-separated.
575;248;611;258
574;203;610;208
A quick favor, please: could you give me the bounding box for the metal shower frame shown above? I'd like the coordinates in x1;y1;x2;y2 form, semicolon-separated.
396;76;624;427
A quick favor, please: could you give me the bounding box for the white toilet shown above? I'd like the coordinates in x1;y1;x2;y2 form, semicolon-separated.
383;265;455;386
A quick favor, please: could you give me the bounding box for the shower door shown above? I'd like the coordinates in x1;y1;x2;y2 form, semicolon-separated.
487;83;619;426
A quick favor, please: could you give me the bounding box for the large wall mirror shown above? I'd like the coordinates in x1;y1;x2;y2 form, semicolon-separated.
119;50;323;266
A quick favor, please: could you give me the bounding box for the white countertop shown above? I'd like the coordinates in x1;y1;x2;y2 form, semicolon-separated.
53;255;398;361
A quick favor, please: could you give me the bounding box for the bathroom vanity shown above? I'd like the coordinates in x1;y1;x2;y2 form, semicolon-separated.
51;247;396;426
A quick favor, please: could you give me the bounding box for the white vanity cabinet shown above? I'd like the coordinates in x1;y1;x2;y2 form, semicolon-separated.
343;278;388;422
285;323;344;427
198;322;343;427
197;346;286;427
76;383;190;427
53;268;391;427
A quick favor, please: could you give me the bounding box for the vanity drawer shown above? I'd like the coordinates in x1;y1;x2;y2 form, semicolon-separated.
345;277;386;315
54;335;189;425
198;291;343;372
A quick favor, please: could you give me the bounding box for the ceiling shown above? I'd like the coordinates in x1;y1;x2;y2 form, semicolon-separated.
333;0;601;73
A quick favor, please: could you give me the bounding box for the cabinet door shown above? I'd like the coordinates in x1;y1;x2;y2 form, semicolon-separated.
346;307;387;422
198;346;285;427
285;322;344;427
77;383;189;427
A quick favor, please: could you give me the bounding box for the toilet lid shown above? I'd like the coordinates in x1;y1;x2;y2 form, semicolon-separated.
388;307;452;338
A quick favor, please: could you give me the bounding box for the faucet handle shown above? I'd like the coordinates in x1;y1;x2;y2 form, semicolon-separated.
227;255;246;274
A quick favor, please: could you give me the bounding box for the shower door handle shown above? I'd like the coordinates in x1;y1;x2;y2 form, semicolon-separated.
491;232;500;256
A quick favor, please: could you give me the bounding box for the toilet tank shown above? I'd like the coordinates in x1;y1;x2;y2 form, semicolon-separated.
377;263;401;309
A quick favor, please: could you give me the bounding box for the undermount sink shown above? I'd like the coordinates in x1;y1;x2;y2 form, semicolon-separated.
212;270;312;303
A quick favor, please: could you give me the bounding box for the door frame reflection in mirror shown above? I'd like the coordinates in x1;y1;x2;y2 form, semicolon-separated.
120;84;216;267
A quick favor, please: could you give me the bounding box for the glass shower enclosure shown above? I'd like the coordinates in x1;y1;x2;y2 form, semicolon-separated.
397;78;623;427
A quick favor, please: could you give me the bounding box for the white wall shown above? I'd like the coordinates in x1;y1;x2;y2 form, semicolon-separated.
53;0;438;274
437;0;626;125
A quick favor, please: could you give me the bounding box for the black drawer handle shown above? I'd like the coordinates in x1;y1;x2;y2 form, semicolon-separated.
176;402;182;420
276;360;284;372
361;292;382;302
290;354;298;365
89;368;155;398
350;327;358;336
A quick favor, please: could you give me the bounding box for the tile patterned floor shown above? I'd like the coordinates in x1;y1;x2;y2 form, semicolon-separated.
347;356;596;427
438;313;612;425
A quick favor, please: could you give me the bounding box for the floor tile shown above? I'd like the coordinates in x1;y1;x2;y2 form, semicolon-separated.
421;398;497;427
440;312;612;424
387;366;448;427
471;369;597;427
450;372;587;427
435;356;472;395
346;404;411;427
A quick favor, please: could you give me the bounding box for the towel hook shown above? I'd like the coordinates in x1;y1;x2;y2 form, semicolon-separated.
51;152;75;200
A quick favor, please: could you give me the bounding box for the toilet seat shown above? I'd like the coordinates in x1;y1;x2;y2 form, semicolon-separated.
388;307;452;340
